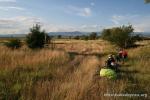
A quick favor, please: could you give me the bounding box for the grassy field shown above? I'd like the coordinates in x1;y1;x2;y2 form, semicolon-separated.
0;39;150;100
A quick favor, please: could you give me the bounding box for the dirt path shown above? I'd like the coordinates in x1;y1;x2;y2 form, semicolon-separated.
58;41;105;100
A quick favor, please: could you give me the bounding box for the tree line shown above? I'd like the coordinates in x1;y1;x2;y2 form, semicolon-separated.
4;24;145;49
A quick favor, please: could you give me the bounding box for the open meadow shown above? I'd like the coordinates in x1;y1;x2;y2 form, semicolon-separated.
0;0;150;100
0;39;150;100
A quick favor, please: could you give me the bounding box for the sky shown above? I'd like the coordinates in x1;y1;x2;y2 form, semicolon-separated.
0;0;150;34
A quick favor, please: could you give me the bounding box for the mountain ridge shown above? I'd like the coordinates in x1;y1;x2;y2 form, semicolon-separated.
0;32;149;38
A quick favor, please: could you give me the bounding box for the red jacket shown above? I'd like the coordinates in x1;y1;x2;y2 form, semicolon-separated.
122;50;128;57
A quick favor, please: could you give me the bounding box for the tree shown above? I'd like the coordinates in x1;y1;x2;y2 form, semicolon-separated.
132;34;143;41
89;32;97;40
26;24;49;49
101;25;134;48
69;36;72;39
145;0;150;3
5;39;22;49
74;36;80;40
57;35;62;39
80;35;89;40
45;34;52;44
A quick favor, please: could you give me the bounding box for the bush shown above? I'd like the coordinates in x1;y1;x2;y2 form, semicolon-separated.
74;36;80;40
145;0;150;3
5;39;22;49
132;34;143;41
101;25;134;48
26;24;50;49
89;32;97;40
57;35;62;39
80;35;89;40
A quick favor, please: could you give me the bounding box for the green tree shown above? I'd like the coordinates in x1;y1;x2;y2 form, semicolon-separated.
5;39;22;49
89;32;97;40
57;35;62;39
74;36;80;40
69;36;72;39
145;0;150;3
101;25;134;48
80;35;89;40
132;34;143;41
26;24;49;49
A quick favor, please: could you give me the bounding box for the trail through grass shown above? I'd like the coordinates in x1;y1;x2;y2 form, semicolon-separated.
0;40;149;100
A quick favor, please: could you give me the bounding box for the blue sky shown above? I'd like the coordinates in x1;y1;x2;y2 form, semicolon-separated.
0;0;150;34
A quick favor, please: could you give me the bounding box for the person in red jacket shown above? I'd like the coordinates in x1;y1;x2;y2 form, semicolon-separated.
122;49;128;59
119;49;123;58
115;48;123;62
121;49;128;64
116;48;128;64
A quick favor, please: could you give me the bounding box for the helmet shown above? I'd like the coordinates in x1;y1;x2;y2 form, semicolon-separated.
108;54;113;58
108;57;111;59
111;62;115;66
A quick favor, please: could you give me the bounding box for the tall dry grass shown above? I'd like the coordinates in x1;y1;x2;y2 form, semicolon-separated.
0;39;149;100
0;46;69;69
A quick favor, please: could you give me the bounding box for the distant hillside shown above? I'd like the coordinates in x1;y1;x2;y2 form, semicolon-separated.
137;32;150;37
0;32;149;38
0;34;26;38
48;31;91;36
0;31;91;38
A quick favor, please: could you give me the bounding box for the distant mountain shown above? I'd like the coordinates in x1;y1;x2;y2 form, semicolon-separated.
0;32;149;38
48;31;89;36
0;34;26;38
0;31;88;38
133;32;150;37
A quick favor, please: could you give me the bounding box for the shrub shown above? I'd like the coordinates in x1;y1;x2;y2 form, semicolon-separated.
69;36;72;39
57;35;62;39
5;39;22;49
145;0;150;3
132;34;143;41
26;24;50;49
80;35;89;40
74;36;80;40
101;25;134;48
89;32;97;40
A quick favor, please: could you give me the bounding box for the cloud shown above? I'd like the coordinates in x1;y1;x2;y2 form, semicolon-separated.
0;16;79;34
67;5;92;17
43;24;77;32
111;15;125;25
134;16;150;32
0;16;42;34
80;24;103;32
0;16;103;34
0;0;16;2
81;24;102;29
111;14;150;32
1;14;149;34
111;15;138;25
1;15;150;34
42;24;103;32
0;6;25;11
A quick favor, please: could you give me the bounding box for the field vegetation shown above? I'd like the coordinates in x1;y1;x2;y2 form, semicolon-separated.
0;38;149;100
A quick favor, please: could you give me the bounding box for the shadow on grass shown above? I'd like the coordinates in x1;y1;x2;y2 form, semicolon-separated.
68;51;108;59
118;70;139;74
127;44;145;49
117;68;139;80
121;64;132;68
